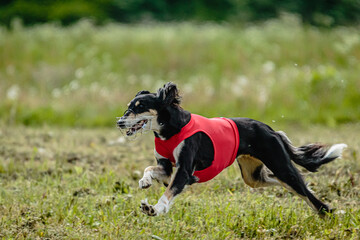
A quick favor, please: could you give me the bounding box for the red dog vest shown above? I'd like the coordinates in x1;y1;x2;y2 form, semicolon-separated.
155;114;240;183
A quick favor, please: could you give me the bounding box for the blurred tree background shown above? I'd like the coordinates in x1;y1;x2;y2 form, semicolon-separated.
1;0;360;27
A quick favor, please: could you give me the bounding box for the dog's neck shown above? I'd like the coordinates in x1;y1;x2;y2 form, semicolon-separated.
154;105;191;140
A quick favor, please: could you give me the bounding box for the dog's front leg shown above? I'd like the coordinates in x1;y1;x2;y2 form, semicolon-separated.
139;166;169;189
140;141;196;216
139;157;173;189
139;166;160;189
140;166;193;216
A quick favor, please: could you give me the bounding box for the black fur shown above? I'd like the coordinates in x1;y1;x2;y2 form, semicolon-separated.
157;158;173;179
252;165;263;182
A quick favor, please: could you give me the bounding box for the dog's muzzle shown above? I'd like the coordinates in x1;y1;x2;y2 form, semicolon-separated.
116;115;154;138
116;118;127;129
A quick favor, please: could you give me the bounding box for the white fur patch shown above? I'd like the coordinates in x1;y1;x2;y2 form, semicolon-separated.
277;131;303;155
277;131;292;143
173;141;185;164
154;195;170;214
139;170;152;189
323;143;348;159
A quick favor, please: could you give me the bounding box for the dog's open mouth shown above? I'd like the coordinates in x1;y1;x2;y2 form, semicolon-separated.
116;116;154;139
126;119;148;136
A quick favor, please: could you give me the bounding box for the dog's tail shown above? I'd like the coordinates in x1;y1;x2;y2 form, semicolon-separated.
277;131;347;172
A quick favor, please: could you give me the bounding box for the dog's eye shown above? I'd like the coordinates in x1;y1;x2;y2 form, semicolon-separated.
138;104;144;109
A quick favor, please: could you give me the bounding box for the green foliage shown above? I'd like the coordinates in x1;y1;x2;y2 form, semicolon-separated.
0;0;108;25
1;0;360;26
0;20;359;127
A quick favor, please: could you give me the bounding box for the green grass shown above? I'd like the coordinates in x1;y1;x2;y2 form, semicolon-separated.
0;124;359;239
0;17;360;127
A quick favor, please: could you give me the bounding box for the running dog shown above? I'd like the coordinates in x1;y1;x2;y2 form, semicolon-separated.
116;82;347;217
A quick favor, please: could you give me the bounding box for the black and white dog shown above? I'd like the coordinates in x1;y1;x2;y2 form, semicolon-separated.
117;82;347;217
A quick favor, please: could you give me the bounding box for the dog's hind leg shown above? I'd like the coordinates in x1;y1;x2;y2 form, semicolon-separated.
236;154;328;214
272;164;332;215
237;155;281;188
232;118;335;215
257;137;332;216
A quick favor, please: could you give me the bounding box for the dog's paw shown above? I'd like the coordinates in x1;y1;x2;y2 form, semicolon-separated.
139;176;152;189
140;199;157;216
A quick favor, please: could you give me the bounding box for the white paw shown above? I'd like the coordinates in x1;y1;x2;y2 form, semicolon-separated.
154;195;170;213
140;199;157;216
139;176;152;189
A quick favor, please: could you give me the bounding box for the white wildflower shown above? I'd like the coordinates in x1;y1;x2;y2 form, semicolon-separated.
52;88;61;98
6;85;20;100
262;61;275;73
69;80;79;90
75;68;84;79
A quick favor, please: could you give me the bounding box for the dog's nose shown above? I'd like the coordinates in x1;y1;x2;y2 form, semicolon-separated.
117;118;126;129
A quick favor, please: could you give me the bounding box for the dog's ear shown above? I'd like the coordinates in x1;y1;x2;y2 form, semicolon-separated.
135;90;150;97
157;82;181;106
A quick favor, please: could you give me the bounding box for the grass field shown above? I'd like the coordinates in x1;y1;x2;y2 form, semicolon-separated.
0;17;360;239
0;124;359;239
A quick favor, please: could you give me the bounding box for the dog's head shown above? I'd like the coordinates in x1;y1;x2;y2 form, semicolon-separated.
117;82;184;138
